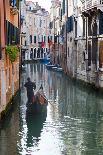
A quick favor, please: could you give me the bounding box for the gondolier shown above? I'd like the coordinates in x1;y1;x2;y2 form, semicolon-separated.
26;84;48;114
24;77;36;103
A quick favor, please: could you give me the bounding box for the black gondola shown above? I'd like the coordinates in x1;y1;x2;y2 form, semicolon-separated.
26;85;48;114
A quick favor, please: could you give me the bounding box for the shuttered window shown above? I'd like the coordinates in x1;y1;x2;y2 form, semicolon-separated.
88;41;91;67
49;22;53;29
99;12;103;35
92;38;97;64
62;0;65;15
34;36;36;43
48;36;49;43
54;36;57;43
88;17;92;36
44;36;46;42
30;35;32;43
0;10;1;59
99;41;103;68
42;35;43;42
6;20;19;45
10;0;19;9
67;16;73;33
83;18;85;37
75;20;77;37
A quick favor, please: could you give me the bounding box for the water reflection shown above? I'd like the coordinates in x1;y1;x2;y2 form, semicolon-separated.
0;63;103;155
18;63;103;155
26;112;47;147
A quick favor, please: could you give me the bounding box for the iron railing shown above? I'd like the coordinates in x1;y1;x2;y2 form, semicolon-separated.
82;0;103;11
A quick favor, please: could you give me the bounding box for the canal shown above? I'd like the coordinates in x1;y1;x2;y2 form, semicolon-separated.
0;63;103;155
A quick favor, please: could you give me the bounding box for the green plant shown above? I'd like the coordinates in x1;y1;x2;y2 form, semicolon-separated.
12;36;16;41
6;45;19;63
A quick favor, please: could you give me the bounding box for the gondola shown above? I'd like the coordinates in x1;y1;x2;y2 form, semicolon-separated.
26;85;48;114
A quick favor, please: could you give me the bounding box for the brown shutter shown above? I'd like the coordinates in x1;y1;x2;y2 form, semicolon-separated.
0;6;1;59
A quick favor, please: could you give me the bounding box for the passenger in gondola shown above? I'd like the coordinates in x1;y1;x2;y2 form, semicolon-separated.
24;77;36;104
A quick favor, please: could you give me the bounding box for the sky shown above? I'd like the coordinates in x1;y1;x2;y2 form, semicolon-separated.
26;0;52;12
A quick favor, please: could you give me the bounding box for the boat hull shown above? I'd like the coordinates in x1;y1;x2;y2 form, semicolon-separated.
26;102;47;114
26;90;48;114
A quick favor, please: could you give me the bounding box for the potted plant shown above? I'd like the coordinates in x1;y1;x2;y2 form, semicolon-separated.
5;45;19;63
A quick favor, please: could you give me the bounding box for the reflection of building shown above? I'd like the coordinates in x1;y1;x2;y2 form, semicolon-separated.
0;102;20;155
21;1;50;61
0;0;20;119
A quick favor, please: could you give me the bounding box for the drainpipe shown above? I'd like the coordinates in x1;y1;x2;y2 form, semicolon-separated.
1;0;6;106
65;0;68;73
54;18;55;64
19;0;21;89
85;17;88;71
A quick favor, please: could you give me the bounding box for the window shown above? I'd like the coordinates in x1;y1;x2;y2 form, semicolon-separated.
54;36;57;43
99;12;103;35
48;36;49;43
49;22;53;29
42;35;43;42
67;16;73;33
38;35;40;42
6;20;20;45
25;41;26;46
34;18;35;25
10;0;19;9
75;20;77;38
83;18;85;37
34;48;36;58
88;17;92;36
34;36;36;43
44;36;46;42
62;0;65;15
30;48;33;59
40;19;42;27
68;47;69;57
99;41;103;68
30;35;32;43
88;41;91;67
59;8;61;16
92;38;97;64
10;0;16;7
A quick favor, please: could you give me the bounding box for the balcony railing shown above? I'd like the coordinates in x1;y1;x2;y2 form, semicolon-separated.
10;0;19;15
21;32;26;37
82;0;103;11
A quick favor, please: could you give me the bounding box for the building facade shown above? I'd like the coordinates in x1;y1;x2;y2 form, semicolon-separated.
50;0;61;64
50;0;103;88
0;0;20;119
74;0;103;87
21;1;50;61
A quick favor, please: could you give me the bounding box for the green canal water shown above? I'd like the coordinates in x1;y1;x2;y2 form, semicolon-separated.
0;63;103;155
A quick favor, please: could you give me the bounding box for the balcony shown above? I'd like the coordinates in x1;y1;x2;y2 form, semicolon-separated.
10;6;19;15
10;0;19;15
82;0;103;12
21;32;26;37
